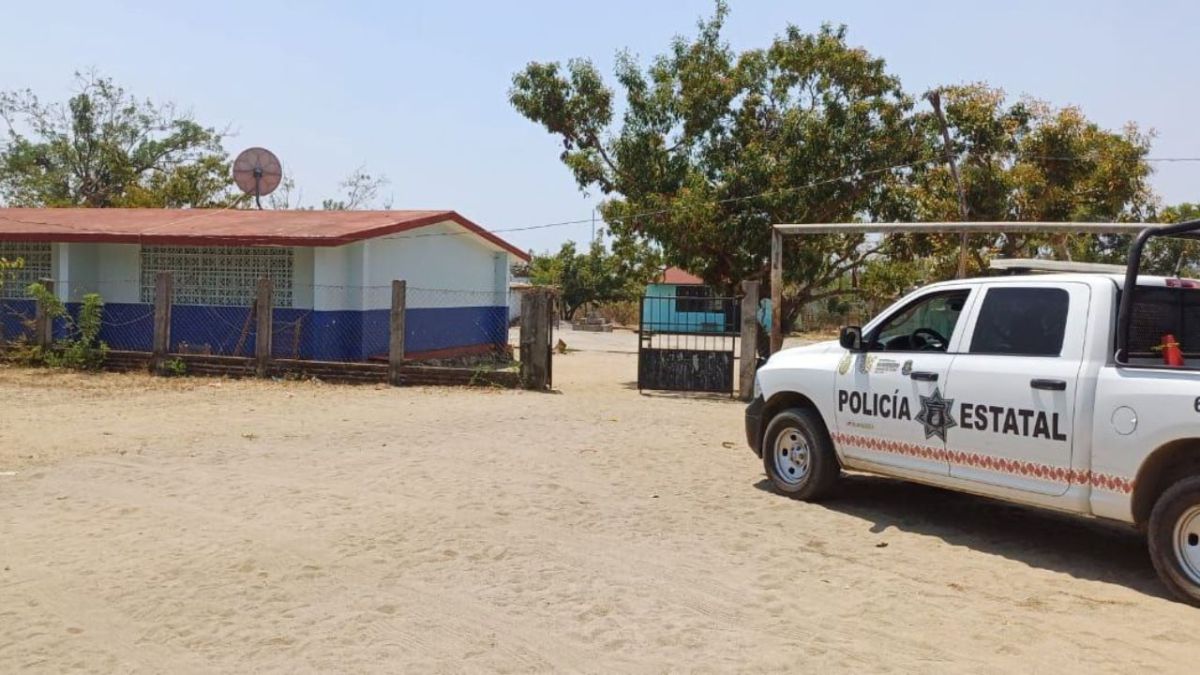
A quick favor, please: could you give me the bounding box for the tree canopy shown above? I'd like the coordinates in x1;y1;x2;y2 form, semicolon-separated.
510;2;1166;326
528;236;661;319
0;72;237;208
512;3;917;319
889;83;1155;278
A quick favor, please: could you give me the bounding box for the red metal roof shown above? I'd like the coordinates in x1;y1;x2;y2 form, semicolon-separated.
658;267;705;285
0;208;530;261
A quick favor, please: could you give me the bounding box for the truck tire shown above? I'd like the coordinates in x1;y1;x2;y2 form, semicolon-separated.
762;407;839;501
1148;475;1200;607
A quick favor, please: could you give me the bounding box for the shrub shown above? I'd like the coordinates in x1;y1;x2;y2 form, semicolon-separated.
24;283;108;370
594;300;639;328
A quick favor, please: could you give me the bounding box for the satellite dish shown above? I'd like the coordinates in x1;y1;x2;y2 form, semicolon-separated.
232;147;283;209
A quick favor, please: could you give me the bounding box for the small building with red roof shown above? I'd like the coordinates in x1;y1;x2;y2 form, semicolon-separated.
0;208;528;361
642;266;735;334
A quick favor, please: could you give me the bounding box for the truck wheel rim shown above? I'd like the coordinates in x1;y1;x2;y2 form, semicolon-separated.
1174;506;1200;585
773;427;810;485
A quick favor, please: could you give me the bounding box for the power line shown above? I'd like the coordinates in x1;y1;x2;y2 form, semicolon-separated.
2;152;1199;245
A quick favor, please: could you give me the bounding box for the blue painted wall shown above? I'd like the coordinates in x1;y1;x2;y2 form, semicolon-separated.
641;283;730;334
640;284;773;333
11;301;508;362
0;299;36;343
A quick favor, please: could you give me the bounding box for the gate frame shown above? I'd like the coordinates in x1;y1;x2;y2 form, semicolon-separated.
768;221;1155;354
637;292;742;395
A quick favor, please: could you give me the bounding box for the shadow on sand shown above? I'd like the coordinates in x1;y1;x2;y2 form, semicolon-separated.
753;473;1168;601
620;381;744;402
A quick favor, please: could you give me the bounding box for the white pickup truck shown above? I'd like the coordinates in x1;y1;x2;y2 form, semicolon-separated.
745;221;1200;605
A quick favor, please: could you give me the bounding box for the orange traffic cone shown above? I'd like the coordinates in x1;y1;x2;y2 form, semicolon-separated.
1162;333;1185;367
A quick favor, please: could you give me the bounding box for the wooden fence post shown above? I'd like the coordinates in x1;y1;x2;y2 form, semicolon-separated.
255;277;273;378
34;278;54;351
770;228;783;354
389;280;406;386
519;288;551;390
152;271;173;373
739;280;760;401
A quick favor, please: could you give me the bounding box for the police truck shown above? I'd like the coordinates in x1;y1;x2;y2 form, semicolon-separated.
745;220;1200;605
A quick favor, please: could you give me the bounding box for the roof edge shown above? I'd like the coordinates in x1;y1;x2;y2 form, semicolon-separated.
333;211;530;261
0;209;531;261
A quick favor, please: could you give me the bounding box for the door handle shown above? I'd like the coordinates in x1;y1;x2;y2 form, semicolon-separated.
910;371;939;382
1030;378;1067;391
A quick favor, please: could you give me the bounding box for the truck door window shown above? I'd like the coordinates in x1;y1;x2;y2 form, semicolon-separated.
869;290;969;352
969;287;1069;356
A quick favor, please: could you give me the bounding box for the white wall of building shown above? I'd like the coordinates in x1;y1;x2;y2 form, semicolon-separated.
362;220;510;310
52;242;140;303
312;242;363;311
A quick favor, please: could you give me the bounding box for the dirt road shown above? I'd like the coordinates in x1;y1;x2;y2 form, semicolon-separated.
1;334;1197;672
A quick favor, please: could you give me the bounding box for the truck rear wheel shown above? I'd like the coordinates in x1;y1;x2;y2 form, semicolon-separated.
762;407;839;501
1148;475;1200;607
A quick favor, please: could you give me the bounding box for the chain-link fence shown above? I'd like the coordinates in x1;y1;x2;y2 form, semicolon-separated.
0;274;553;388
265;285;396;362
1;277;521;368
0;297;36;348
171;302;257;357
406;287;512;365
100;302;155;352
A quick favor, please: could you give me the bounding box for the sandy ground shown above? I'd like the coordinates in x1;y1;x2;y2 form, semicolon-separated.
2;329;1199;673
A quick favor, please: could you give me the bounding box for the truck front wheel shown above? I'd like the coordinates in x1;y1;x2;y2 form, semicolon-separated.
1148;475;1200;606
762;407;839;501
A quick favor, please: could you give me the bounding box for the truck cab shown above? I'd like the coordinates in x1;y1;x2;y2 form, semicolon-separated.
745;220;1200;605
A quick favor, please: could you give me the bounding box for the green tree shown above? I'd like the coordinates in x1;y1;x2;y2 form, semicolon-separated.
510;3;919;328
1140;202;1200;275
529;237;660;319
892;83;1155;277
0;255;22;297
0;72;237;208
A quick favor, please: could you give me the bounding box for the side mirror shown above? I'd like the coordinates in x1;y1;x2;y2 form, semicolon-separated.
839;325;864;352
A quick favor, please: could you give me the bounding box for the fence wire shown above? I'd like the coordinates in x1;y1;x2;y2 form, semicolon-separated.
406;287;512;364
171;303;257;357
100;303;155;352
1;278;519;367
0;298;35;348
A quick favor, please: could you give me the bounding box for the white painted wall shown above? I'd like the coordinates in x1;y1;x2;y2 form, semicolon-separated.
508;277;531;322
361;220;511;310
52;243;140;303
312;242;364;311
292;246;315;310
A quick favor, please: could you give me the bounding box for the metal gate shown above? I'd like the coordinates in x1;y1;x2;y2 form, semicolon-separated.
637;294;739;393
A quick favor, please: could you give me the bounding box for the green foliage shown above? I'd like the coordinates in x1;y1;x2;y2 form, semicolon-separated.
162;357;188;377
1140;203;1200;276
0;255;22;298
891;83;1154;276
528;236;661;319
511;3;919;323
0;72;237;208
23;283;108;370
511;4;1161;318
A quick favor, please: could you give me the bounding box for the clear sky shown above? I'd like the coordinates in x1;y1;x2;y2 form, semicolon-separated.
1;0;1197;253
